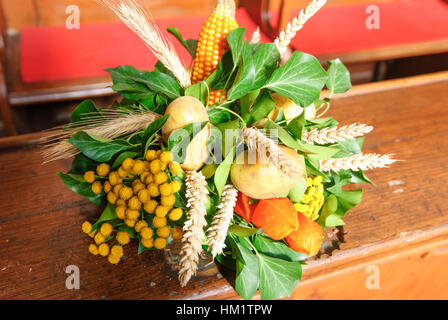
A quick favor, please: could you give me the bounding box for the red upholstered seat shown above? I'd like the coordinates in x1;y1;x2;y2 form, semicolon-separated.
20;9;268;83
20;0;448;83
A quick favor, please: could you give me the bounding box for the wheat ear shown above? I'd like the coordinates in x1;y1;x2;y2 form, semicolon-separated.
41;109;160;163
274;0;327;56
250;27;261;44
241;127;300;178
207;184;238;258
98;0;191;87
320;153;397;172
179;171;209;287
302;123;373;145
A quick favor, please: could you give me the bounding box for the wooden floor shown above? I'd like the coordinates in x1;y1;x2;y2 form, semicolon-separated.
0;72;448;299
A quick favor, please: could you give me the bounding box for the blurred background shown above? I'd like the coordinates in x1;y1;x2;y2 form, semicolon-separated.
0;0;447;137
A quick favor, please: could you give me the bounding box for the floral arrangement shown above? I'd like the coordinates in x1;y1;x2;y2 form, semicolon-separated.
42;0;396;299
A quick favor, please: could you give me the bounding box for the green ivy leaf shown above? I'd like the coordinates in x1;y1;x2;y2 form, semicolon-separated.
228;40;256;100
264;51;328;107
326;59;352;94
254;236;308;262
228;224;261;237
111;151;138;169
227;28;246;66
69;154;98;174
168;121;209;164
214;145;236;197
142;115;170;154
185;82;208;106
288;178;307;203
166;27;197;57
206;51;235;91
57;172;103;206
248;90;275;124
257;253;302;300
286;111;306;140
71;99;100;124
68;132;134;162
251;43;280;90
207;107;232;124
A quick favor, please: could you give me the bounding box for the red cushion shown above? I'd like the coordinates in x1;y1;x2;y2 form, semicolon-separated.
288;0;448;55
20;9;268;83
20;0;448;83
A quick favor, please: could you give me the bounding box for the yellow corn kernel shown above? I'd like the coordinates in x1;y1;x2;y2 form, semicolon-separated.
191;0;238;105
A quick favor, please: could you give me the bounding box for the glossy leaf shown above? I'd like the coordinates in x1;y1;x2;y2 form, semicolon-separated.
57;172;103;206
326;59;352;94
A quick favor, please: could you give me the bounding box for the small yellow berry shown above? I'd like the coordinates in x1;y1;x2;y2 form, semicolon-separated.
116;231;130;245
96;163;110;177
98;243;110;257
113;184;123;196
116;199;126;207
154;172;168;185
132;160;145;175
144;173;154;184
152;216;167;228
140;227;154;239
107;192;117;204
135;220;148;233
140;172;150;184
128;196;142;210
169;162;182;175
126;209;140;220
306;177;313;187
141;238;154;248
100;222;113;237
161;195;176;207
88;244;99;255
155;150;162;158
148;183;160;197
156;226;171;239
81;221;92;234
83;171;95;183
172;226;184;240
108;254;121;264
154;237;167;250
91;181;102;194
168;208;183;221
155;206;169;218
137;189;151;203
117;166;128;179
150;159;162;174
125;219;137;227
119;186;133;201
110;245;124;258
145;149;157;161
88;230;96;238
144;200;158;214
94;232;105;245
122;158;135;171
115;206;126;219
133;182;146;194
159;183;173;196
103;181;112;193
159;151;172;164
109;171;120;186
170;181;182;193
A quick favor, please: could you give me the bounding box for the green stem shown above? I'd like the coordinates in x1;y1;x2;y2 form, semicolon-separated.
215;105;245;124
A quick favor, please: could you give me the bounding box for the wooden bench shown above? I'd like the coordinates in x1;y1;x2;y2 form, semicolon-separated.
1;71;447;299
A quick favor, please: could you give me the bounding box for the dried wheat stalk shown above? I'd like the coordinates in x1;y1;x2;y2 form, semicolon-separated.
207;184;238;258
320;153;397;172
250;27;261;44
274;0;327;56
41;109;160;163
302;123;373;144
242;127;300;178
98;0;191;87
179;171;209;287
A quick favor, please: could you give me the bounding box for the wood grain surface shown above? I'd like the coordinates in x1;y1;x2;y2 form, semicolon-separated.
0;71;448;299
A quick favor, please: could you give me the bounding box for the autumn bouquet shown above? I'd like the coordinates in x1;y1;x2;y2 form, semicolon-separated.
42;0;396;299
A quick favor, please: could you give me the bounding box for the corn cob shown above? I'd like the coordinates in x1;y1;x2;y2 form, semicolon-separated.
191;0;238;105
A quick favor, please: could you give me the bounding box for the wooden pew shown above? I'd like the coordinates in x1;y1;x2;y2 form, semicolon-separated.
1;71;447;299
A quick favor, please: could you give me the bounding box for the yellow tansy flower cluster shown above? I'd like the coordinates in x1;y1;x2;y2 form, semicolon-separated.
294;176;325;221
81;221;127;264
81;149;186;256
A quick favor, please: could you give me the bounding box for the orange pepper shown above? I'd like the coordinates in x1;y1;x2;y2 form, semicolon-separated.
285;212;324;256
251;198;299;240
